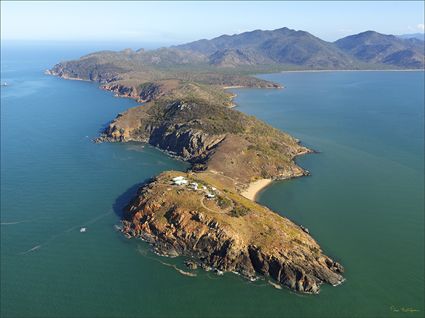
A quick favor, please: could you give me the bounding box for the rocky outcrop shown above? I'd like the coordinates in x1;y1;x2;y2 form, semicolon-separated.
95;106;149;143
95;106;226;163
101;83;140;99
122;172;344;294
101;81;169;103
47;60;125;83
137;82;165;102
148;125;225;161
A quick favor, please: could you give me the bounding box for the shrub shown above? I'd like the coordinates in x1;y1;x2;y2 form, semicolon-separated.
229;205;250;217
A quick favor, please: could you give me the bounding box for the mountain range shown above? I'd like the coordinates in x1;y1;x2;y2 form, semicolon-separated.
398;33;425;41
174;27;424;69
335;31;424;68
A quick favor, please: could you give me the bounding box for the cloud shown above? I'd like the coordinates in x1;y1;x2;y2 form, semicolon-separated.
417;23;425;31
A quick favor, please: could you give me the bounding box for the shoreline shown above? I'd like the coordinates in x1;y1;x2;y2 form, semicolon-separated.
278;69;424;73
241;179;273;201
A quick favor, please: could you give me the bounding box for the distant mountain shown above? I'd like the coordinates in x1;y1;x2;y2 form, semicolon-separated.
398;33;425;41
174;28;424;69
176;27;356;69
335;31;424;68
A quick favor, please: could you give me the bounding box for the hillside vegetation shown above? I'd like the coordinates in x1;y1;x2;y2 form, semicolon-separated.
96;94;310;187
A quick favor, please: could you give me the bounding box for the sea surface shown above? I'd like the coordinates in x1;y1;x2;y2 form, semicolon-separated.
1;43;424;318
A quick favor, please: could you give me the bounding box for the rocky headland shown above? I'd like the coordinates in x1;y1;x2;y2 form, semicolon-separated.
122;171;344;294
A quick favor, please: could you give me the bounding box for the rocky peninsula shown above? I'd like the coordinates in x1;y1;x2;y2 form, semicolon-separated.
48;30;347;293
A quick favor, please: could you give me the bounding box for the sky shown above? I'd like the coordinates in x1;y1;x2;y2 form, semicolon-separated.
1;1;424;45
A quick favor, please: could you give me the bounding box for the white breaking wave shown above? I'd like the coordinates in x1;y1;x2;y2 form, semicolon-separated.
136;245;197;277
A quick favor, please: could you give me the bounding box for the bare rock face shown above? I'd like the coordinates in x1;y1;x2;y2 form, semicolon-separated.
147;125;225;161
95;106;149;143
95;106;225;163
101;82;167;103
122;172;344;294
101;83;140;99
48;61;124;83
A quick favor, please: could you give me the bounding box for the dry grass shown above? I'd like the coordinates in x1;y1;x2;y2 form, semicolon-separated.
149;171;316;253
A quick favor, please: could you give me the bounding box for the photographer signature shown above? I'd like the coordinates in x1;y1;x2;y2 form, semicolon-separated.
390;306;420;313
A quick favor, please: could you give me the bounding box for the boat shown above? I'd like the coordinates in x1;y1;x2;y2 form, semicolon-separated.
80;227;87;233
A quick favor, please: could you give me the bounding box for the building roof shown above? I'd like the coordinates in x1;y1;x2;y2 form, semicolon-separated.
172;176;185;181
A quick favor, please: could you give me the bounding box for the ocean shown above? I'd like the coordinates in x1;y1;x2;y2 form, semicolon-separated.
1;43;423;317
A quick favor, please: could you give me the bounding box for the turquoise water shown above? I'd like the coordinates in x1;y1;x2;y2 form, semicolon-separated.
1;44;424;317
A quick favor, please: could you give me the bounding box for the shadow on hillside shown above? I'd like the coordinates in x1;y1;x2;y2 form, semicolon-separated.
112;178;155;219
98;120;113;134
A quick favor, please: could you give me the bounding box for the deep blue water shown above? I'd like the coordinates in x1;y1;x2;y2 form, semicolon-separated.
1;43;424;318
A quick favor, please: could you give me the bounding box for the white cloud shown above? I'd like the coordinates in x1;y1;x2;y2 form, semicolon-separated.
417;24;425;31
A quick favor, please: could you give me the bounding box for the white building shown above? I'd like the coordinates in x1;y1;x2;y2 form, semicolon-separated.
172;176;185;182
174;179;188;185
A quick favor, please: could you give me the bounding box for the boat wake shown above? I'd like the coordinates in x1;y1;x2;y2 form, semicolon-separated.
19;211;113;255
1;220;30;225
64;211;112;233
20;245;42;255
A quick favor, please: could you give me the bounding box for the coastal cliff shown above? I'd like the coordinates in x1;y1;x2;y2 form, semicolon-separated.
122;171;344;294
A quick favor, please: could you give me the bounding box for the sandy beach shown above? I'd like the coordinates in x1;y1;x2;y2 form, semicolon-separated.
241;179;272;201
